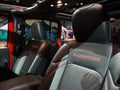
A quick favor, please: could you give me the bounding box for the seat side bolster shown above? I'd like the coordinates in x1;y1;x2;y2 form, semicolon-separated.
103;70;119;90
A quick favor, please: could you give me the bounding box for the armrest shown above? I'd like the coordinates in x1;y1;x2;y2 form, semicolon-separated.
0;75;42;90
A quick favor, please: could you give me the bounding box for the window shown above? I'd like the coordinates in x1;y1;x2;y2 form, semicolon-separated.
49;22;58;42
61;20;75;44
0;16;8;47
25;20;58;43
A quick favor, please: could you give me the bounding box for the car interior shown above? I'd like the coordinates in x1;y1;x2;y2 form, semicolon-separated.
0;0;119;90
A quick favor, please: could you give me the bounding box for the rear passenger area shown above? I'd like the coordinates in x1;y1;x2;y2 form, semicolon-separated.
0;21;59;82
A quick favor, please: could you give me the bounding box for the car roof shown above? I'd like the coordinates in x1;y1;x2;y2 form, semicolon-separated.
0;0;119;20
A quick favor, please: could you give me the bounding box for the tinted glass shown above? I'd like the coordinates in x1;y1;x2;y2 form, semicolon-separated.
0;16;8;47
61;21;75;44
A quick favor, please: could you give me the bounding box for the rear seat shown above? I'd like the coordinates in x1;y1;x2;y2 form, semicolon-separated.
12;21;52;76
0;21;54;81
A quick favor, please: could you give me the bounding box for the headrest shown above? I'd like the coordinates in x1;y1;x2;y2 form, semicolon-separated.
72;4;111;43
31;21;47;41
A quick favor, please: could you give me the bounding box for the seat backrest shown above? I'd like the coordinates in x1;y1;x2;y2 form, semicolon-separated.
103;53;120;90
31;21;47;41
12;21;51;76
40;3;112;90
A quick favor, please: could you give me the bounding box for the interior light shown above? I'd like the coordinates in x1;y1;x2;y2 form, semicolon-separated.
80;3;83;5
57;3;63;7
57;0;62;4
64;3;68;6
57;0;63;7
50;4;54;7
76;3;79;5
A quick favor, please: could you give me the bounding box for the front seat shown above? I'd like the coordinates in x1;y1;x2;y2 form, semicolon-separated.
40;3;112;90
0;3;112;90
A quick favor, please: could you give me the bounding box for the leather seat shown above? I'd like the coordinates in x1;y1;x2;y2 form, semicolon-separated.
0;21;52;81
0;3;112;90
40;3;112;90
12;21;52;76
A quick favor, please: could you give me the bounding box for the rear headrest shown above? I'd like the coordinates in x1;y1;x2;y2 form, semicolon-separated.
31;21;47;41
72;3;111;43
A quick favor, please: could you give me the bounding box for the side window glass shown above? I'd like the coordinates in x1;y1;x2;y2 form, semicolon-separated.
50;22;58;42
0;16;8;47
24;24;31;41
61;21;75;44
41;21;58;42
25;20;58;43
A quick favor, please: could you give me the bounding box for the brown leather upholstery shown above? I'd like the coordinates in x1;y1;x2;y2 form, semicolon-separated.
0;75;42;90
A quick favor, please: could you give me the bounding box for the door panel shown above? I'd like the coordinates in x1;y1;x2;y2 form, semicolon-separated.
0;47;9;67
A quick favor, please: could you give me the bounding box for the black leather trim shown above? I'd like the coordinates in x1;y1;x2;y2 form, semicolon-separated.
72;3;110;43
